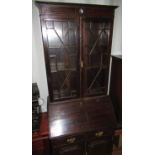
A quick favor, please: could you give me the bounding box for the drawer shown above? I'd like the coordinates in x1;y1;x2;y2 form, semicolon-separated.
86;129;114;141
51;135;84;147
87;138;113;155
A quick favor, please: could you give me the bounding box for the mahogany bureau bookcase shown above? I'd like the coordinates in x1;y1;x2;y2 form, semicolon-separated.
36;2;118;155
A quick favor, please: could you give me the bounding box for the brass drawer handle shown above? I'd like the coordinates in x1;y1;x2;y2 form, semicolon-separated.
67;137;76;143
95;131;104;137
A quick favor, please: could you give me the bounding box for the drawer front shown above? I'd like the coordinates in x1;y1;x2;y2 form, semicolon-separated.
52;135;84;147
87;138;113;155
86;130;113;155
86;129;114;141
53;143;85;155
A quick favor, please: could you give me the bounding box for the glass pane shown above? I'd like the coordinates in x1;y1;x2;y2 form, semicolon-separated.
45;19;79;100
85;68;107;95
83;19;111;96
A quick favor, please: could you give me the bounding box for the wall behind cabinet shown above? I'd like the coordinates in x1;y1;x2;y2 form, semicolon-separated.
32;0;122;112
111;0;122;55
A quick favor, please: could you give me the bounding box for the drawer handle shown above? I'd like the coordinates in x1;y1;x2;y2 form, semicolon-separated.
67;137;76;143
95;131;104;137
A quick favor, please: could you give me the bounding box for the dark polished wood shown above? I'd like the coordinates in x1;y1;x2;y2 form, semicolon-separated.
112;148;122;155
32;113;48;139
110;55;122;128
36;2;118;155
32;112;120;155
53;143;85;155
36;1;117;102
87;137;113;155
48;96;117;155
48;96;116;139
32;113;50;155
33;112;121;139
114;129;122;136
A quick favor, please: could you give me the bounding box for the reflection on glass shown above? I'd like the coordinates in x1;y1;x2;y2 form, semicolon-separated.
46;20;79;100
84;20;110;96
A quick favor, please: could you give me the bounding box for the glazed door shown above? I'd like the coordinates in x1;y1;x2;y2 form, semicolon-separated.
41;17;80;101
82;18;113;97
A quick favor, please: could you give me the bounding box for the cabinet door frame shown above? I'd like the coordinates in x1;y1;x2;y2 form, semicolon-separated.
37;3;117;101
80;16;114;97
40;15;81;101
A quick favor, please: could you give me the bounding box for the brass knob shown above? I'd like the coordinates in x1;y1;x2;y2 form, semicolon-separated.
67;137;76;143
79;8;84;15
95;131;104;137
80;60;83;68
